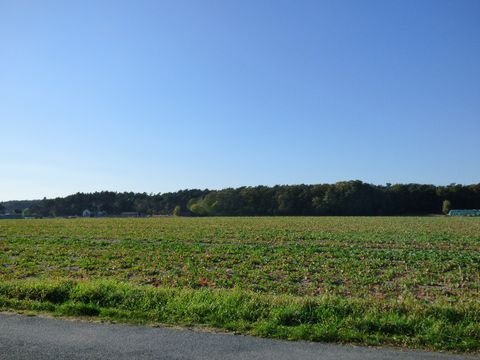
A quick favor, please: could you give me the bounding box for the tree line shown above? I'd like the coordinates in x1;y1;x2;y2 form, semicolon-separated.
2;181;480;217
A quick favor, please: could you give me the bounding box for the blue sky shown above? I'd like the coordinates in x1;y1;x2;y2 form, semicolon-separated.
1;0;479;201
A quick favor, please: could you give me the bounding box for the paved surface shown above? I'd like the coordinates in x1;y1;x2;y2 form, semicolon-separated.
0;313;477;360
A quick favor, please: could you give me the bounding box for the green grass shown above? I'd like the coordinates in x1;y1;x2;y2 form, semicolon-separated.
1;279;479;351
0;217;479;351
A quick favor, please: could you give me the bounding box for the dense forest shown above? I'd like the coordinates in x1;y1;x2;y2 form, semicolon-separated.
2;181;480;217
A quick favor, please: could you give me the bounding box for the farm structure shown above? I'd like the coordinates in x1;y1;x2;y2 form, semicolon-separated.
448;209;480;216
0;214;23;220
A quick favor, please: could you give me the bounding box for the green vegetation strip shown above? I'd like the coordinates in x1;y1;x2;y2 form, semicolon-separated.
0;279;479;352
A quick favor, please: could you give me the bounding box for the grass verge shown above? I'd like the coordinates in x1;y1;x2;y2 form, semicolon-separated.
0;279;479;352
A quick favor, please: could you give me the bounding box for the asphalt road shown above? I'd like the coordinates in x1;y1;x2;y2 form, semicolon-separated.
0;313;477;360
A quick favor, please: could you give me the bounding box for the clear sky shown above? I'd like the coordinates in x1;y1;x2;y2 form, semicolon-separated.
1;0;479;201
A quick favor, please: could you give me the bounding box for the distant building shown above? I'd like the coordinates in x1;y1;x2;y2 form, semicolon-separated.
82;209;92;217
120;212;140;217
0;214;23;220
448;209;480;217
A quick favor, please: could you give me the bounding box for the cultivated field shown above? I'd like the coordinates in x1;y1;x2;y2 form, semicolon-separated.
0;217;479;351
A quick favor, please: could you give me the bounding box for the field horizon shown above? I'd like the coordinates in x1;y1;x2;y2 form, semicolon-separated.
1;216;479;352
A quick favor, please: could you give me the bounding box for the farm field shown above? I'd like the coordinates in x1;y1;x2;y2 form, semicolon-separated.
0;217;479;352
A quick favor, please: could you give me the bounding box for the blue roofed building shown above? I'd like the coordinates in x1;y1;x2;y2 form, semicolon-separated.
448;209;480;216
